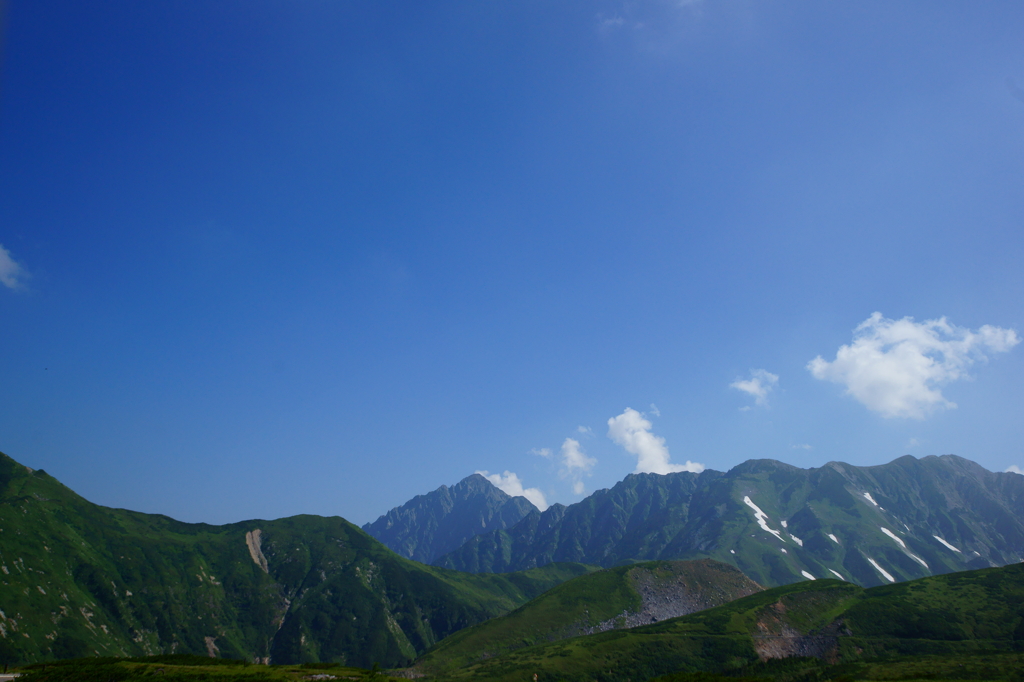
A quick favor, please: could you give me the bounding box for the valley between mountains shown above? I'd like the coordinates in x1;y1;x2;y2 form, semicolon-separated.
2;450;1024;679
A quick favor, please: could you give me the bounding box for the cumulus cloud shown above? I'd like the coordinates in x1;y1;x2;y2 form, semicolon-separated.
477;470;548;511
559;437;596;495
808;313;1019;419
1006;465;1024;475
730;369;778;407
606;407;704;475
0;244;28;289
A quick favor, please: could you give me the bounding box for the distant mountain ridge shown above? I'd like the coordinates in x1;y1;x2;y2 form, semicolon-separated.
362;473;537;564
433;455;1024;588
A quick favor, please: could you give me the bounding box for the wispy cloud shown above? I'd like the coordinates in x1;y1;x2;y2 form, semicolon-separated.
791;443;813;451
649;403;661;417
730;369;778;407
607;407;704;475
577;425;592;435
0;244;28;290
477;470;548;511
808;313;1019;419
1006;465;1024;476
531;447;552;458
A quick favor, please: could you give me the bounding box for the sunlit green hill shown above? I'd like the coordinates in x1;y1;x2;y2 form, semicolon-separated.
412;558;762;677
0;451;592;668
431;561;1024;681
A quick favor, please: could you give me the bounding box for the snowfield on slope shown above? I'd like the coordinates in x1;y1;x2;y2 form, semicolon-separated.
743;496;784;541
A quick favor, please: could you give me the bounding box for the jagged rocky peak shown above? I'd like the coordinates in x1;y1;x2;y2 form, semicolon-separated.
362;472;537;564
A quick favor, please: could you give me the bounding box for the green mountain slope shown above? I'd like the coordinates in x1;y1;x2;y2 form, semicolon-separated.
436;455;1024;588
362;474;537;564
0;452;593;668
412;558;762;676
435;562;1024;682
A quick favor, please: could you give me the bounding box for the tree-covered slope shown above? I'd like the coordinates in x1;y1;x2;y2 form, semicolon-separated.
433;562;1024;682
412;558;762;676
362;474;536;564
436;455;1024;588
0;452;592;668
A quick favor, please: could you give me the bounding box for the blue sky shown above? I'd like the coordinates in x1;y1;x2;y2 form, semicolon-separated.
1;1;1023;525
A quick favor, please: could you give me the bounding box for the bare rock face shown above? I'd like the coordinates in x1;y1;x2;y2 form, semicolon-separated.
586;559;762;634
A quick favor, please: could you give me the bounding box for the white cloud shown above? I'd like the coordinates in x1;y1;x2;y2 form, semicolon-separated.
1006;465;1024;475
559;437;596;495
577;425;592;435
477;470;548;511
907;438;920;448
606;407;704;475
0;244;28;290
791;443;813;450
649;403;661;417
808;313;1019;419
730;369;778;407
561;438;596;473
531;447;552;458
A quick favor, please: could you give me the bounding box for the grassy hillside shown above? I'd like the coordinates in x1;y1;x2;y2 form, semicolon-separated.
0;452;593;668
412;559;762;677
13;655;402;682
427;562;1024;681
437;456;1024;588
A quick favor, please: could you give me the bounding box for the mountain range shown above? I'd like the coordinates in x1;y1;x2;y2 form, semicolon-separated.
366;455;1024;588
5;448;1024;673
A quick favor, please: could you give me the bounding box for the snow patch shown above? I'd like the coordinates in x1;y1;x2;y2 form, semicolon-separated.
828;534;840;544
863;492;879;507
743;496;784;541
934;536;962;553
880;527;906;549
828;569;845;580
730;549;735;554
781;520;788;528
790;534;803;547
781;548;787;554
801;571;816;581
907;553;929;569
867;557;895;582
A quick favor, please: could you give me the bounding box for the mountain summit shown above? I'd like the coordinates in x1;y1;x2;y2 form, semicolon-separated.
362;473;537;564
